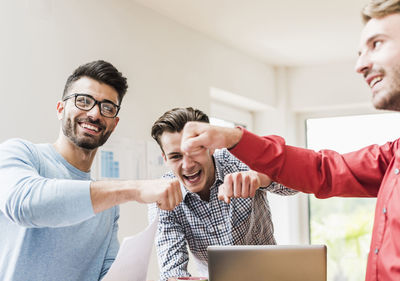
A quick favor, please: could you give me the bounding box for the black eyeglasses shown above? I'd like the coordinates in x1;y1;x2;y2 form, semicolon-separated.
63;93;120;118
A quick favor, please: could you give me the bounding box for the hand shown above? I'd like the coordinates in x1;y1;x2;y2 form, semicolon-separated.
181;122;243;155
218;171;272;204
135;178;182;210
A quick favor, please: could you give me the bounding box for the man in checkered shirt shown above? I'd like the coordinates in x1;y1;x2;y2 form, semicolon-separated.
148;107;297;281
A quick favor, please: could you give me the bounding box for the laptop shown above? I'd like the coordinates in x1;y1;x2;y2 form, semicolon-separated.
207;245;327;281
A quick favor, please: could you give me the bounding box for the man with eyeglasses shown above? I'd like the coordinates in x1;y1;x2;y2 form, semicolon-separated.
0;60;182;281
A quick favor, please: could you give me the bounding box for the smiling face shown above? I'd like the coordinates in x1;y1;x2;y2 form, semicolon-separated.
160;131;215;196
57;76;119;150
355;13;400;111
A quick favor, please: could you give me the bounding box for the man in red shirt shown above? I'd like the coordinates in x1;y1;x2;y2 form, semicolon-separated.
179;1;400;280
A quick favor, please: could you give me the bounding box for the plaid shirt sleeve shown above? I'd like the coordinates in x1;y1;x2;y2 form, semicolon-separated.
148;173;191;281
263;181;298;195
155;209;190;281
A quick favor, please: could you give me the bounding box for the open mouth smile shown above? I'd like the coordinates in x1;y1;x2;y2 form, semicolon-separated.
183;170;202;183
369;76;383;88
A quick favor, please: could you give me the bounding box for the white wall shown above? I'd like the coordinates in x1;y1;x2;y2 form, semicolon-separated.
288;61;370;112
210;101;254;130
287;60;378;152
1;0;278;279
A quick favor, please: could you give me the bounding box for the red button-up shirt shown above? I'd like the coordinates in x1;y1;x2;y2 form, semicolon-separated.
230;128;400;281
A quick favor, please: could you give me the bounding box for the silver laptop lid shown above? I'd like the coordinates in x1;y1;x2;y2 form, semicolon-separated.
207;245;327;281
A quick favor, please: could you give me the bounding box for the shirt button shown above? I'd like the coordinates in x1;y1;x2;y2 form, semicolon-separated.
375;248;379;254
395;168;400;175
383;207;387;214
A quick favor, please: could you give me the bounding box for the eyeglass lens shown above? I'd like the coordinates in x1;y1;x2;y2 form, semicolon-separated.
75;95;118;117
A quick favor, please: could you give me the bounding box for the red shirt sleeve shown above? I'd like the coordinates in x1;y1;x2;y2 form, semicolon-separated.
230;128;395;198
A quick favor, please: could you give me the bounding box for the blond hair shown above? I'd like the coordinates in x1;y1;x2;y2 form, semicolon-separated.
362;0;400;23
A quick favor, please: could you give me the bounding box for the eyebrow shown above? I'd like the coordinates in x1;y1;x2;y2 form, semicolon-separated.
96;97;119;106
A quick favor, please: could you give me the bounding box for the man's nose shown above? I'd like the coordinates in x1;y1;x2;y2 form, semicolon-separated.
355;52;372;75
86;104;102;119
182;155;195;169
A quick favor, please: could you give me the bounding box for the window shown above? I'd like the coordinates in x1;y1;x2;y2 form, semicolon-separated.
306;113;400;281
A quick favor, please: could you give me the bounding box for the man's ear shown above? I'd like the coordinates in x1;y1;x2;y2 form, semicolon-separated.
56;101;65;120
111;117;120;132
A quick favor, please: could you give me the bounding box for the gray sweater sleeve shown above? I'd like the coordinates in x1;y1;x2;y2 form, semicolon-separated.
0;139;94;228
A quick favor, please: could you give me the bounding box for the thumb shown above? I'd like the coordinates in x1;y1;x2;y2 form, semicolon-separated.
218;184;225;201
218;183;231;204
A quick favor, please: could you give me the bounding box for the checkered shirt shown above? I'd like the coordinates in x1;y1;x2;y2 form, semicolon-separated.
148;149;297;281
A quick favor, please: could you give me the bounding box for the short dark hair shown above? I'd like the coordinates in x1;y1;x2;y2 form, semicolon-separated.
63;60;128;104
151;107;209;150
362;0;400;23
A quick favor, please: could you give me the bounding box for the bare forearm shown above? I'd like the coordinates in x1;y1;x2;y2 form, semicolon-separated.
90;178;182;214
90;180;136;214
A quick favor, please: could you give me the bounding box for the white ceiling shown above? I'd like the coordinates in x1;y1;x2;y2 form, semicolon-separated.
133;0;368;66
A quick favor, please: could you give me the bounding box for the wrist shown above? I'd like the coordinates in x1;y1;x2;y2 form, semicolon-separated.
257;172;272;187
226;126;243;150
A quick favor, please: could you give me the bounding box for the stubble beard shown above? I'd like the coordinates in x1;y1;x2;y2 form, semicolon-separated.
373;65;400;111
62;117;112;150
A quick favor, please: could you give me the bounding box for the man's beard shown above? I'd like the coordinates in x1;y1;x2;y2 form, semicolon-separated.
62;117;112;150
373;65;400;111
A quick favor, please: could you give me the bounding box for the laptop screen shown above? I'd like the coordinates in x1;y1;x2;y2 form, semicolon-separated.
207;245;327;281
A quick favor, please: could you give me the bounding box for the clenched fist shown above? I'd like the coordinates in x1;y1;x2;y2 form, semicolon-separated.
218;170;272;204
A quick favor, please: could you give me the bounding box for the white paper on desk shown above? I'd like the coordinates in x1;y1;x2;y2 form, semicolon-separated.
103;212;159;281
